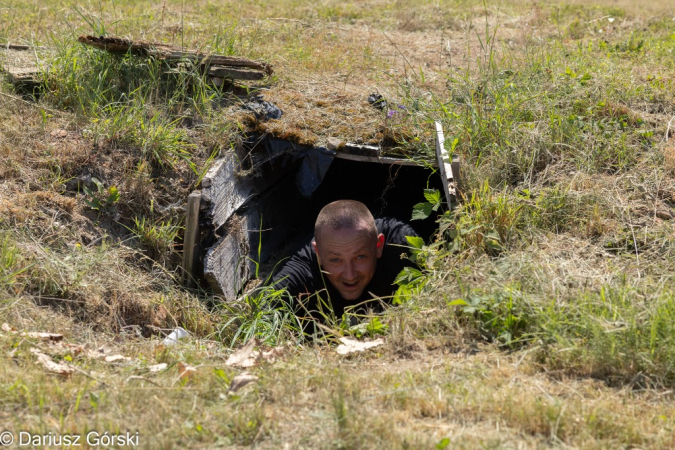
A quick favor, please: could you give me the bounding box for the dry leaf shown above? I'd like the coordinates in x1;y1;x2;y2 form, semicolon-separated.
30;348;74;377
336;337;384;355
24;332;63;342
47;342;86;357
64;343;85;356
178;362;197;380
229;372;258;393
225;338;260;368
50;129;68;138
2;324;64;342
104;354;130;363
84;345;113;359
147;363;167;373
252;346;286;364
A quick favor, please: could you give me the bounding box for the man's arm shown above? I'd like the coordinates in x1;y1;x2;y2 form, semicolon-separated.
267;243;318;300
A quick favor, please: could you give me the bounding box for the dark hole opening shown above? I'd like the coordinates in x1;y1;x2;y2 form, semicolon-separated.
199;145;445;296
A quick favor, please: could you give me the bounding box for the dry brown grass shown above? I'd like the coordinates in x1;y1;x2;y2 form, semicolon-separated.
1;327;674;449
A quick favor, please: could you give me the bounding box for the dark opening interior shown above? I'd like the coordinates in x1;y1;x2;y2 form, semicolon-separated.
309;157;443;240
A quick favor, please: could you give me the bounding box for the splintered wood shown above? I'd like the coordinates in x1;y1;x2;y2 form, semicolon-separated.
77;35;273;82
0;45;45;92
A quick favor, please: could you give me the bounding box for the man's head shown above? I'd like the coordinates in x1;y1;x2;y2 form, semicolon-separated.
312;200;385;300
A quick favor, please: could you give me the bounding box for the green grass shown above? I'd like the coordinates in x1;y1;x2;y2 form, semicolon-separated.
2;0;675;447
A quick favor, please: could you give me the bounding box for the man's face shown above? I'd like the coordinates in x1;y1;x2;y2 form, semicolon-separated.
312;227;385;301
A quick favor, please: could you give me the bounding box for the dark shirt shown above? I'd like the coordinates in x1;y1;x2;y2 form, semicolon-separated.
270;217;420;322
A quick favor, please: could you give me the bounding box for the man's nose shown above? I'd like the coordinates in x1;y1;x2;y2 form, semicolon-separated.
344;261;355;279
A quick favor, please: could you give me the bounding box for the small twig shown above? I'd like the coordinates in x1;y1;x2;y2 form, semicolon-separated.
587;15;611;24
663;115;675;143
71;365;112;387
266;17;312;28
125;375;161;387
627;208;641;280
2;43;32;50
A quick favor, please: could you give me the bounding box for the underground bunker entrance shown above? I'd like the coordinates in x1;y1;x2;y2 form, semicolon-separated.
197;146;447;299
255;157;445;282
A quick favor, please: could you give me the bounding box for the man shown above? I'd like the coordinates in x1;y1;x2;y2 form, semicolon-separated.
270;200;420;324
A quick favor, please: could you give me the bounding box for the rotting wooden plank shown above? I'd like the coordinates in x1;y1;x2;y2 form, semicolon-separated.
182;192;202;288
0;47;44;91
77;35;273;75
4;66;39;84
434;121;458;208
2;43;32;51
201;158;253;231
204;215;250;298
341;143;380;158
201;155;291;231
207;66;266;80
333;152;432;167
203;172;307;298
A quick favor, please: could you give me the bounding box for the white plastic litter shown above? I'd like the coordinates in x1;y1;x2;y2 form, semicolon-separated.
336;337;384;355
162;327;190;345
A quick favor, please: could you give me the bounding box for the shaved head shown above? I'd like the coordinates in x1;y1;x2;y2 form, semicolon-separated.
312;200;384;300
314;200;377;244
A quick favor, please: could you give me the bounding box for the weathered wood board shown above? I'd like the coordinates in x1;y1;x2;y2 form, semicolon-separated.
201;147;297;231
0;46;45;92
203;171;307;298
208;66;265;80
203;215;252;298
182;192;202;288
78;35;273;80
434;121;460;208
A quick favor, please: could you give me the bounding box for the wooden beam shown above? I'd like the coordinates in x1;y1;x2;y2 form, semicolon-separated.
341;142;380;158
207;66;266;80
77;35;273;74
182;192;202;288
203;215;250;298
332;152;430;167
2;43;32;51
434;121;458;208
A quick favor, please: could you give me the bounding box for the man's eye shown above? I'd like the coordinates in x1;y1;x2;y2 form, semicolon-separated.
330;258;340;263
357;255;366;260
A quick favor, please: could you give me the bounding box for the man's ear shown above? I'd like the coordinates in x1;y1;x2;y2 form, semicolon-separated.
375;233;385;258
312;240;322;264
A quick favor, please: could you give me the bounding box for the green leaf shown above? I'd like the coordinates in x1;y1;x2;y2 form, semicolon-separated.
405;235;425;250
349;322;369;338
394;266;424;286
106;186;120;204
423;189;441;205
366;317;388;336
83;197;101;210
411;202;433;220
448;299;468;306
436;438;451;449
393;285;412;305
91;177;104;193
